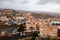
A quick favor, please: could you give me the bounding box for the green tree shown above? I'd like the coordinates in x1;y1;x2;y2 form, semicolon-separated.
36;24;40;30
17;23;26;32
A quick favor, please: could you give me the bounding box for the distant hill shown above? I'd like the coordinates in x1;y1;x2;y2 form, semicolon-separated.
0;8;60;18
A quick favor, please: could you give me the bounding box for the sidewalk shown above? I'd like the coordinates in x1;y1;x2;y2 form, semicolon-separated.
18;37;40;40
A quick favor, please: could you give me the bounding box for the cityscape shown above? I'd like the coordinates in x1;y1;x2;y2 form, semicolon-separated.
0;9;60;40
0;0;60;40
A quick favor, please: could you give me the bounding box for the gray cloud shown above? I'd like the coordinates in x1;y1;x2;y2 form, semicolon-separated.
21;0;29;4
0;0;13;2
36;0;60;4
36;0;52;4
0;0;60;12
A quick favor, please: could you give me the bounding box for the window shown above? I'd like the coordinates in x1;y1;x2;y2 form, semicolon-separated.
8;20;13;24
27;22;31;24
52;23;60;25
17;19;25;23
51;21;60;26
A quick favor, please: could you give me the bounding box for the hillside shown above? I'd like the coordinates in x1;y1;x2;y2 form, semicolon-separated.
0;9;60;19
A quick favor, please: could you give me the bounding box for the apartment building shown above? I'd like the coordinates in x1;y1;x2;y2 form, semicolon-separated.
25;17;60;38
36;18;60;38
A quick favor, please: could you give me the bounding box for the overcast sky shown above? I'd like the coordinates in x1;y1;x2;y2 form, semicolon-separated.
0;0;60;12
